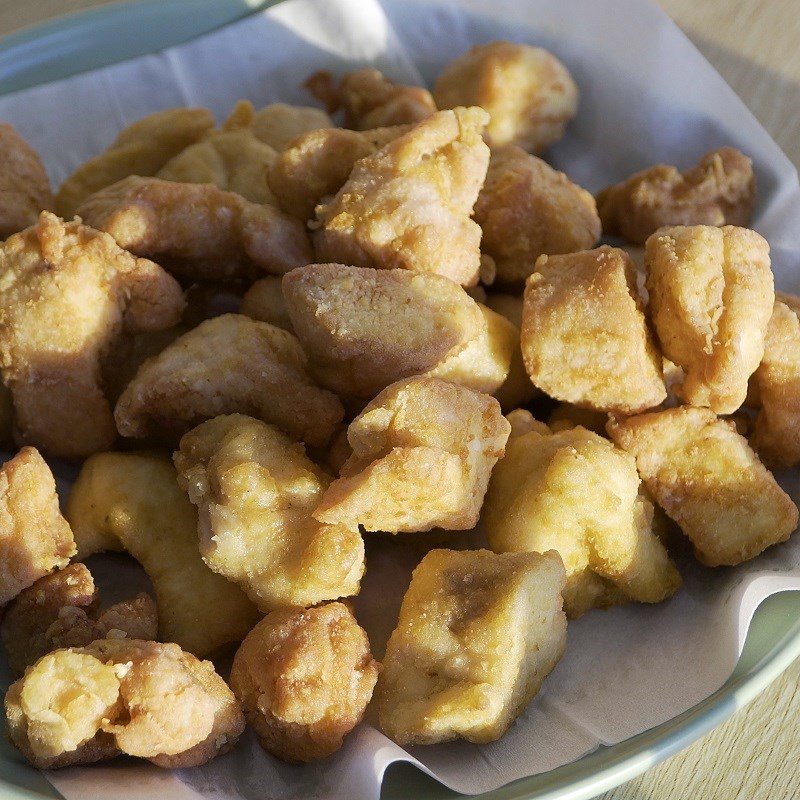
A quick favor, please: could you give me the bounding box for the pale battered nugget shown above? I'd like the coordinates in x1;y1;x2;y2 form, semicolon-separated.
547;403;608;435
608;406;798;566
0;124;53;238
598;147;755;244
314;377;510;533
66;452;260;657
230;602;378;762
114;314;343;448
0;448;75;606
313;108;490;286
251;103;333;151
0;213;184;458
475;145;600;284
645;225;773;414
433;41;578;152
241;276;292;330
483;424;680;618
55;107;215;217
522;246;666;413
377;548;566;745
77;175;312;281
5;639;244;769
1;563;157;675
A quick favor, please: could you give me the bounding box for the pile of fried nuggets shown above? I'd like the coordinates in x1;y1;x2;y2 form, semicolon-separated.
0;38;797;772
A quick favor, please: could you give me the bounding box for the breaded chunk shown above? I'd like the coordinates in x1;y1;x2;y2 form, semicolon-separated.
0;213;184;458
608;406;798;566
475;146;600;284
230;602;378;762
433;41;578;152
314;377;510;533
598;148;755;244
5;639;244;769
114;314;343;448
65;452;260;657
377;548;566;745
313;108;490;286
483;424;680;617
521;246;666;413
240;276;292;330
645;225;773;414
77;175;312;281
250;103;333;151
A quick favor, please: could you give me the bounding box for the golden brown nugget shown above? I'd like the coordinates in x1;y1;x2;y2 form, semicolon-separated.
240;275;293;330
645;225;773;414
230;602;378;763
483;424;680;618
1;563;157;675
0;213;184;458
114;314;343;448
505;408;551;438
547;403;608;435
608;406;798;566
0;124;53;238
522;246;666;413
433;41;578;152
55;107;215;218
314;377;510;533
0;448;75;606
5;639;244;769
313;107;490;286
251;103;333;151
77;175;312;282
377;548;566;745
66;452;260;657
175;415;364;612
475;145;600;284
598;147;755;244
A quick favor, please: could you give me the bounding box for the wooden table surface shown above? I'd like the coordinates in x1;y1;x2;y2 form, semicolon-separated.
1;1;799;799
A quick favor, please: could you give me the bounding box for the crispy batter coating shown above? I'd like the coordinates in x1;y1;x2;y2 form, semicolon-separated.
547;403;608;435
483;424;680;618
645;225;774;414
114;314;343;448
505;408;551;439
598;148;755;244
0;448;75;606
522;246;666;413
1;563;157;675
65;452;260;656
0;124;54;238
55;107;215;218
230;602;378;762
314;377;510;533
433;41;578;152
475;145;600;284
5;639;244;769
250;103;333;152
240;276;292;330
608;406;798;566
377;548;566;745
313;107;490;286
0;213;184;458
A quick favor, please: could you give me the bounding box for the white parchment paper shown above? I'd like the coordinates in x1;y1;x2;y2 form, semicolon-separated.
2;0;800;797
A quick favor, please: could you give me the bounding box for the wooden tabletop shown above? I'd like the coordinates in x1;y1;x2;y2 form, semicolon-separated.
1;2;799;799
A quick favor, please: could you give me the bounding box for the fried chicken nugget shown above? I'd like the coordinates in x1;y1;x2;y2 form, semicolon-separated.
598;147;755;244
55;107;215;218
5;639;245;769
0;124;54;238
433;41;578;152
114;314;343;447
313;107;490;286
241;275;293;330
483;423;680;618
65;452;260;656
230;602;378;762
377;548;566;745
645;225;774;414
314;377;510;533
250;103;333;152
608;406;798;566
522;246;666;413
1;563;157;675
77;176;311;282
0;213;184;458
475;145;600;284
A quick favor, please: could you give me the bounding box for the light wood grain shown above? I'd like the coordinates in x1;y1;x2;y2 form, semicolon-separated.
1;2;799;799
